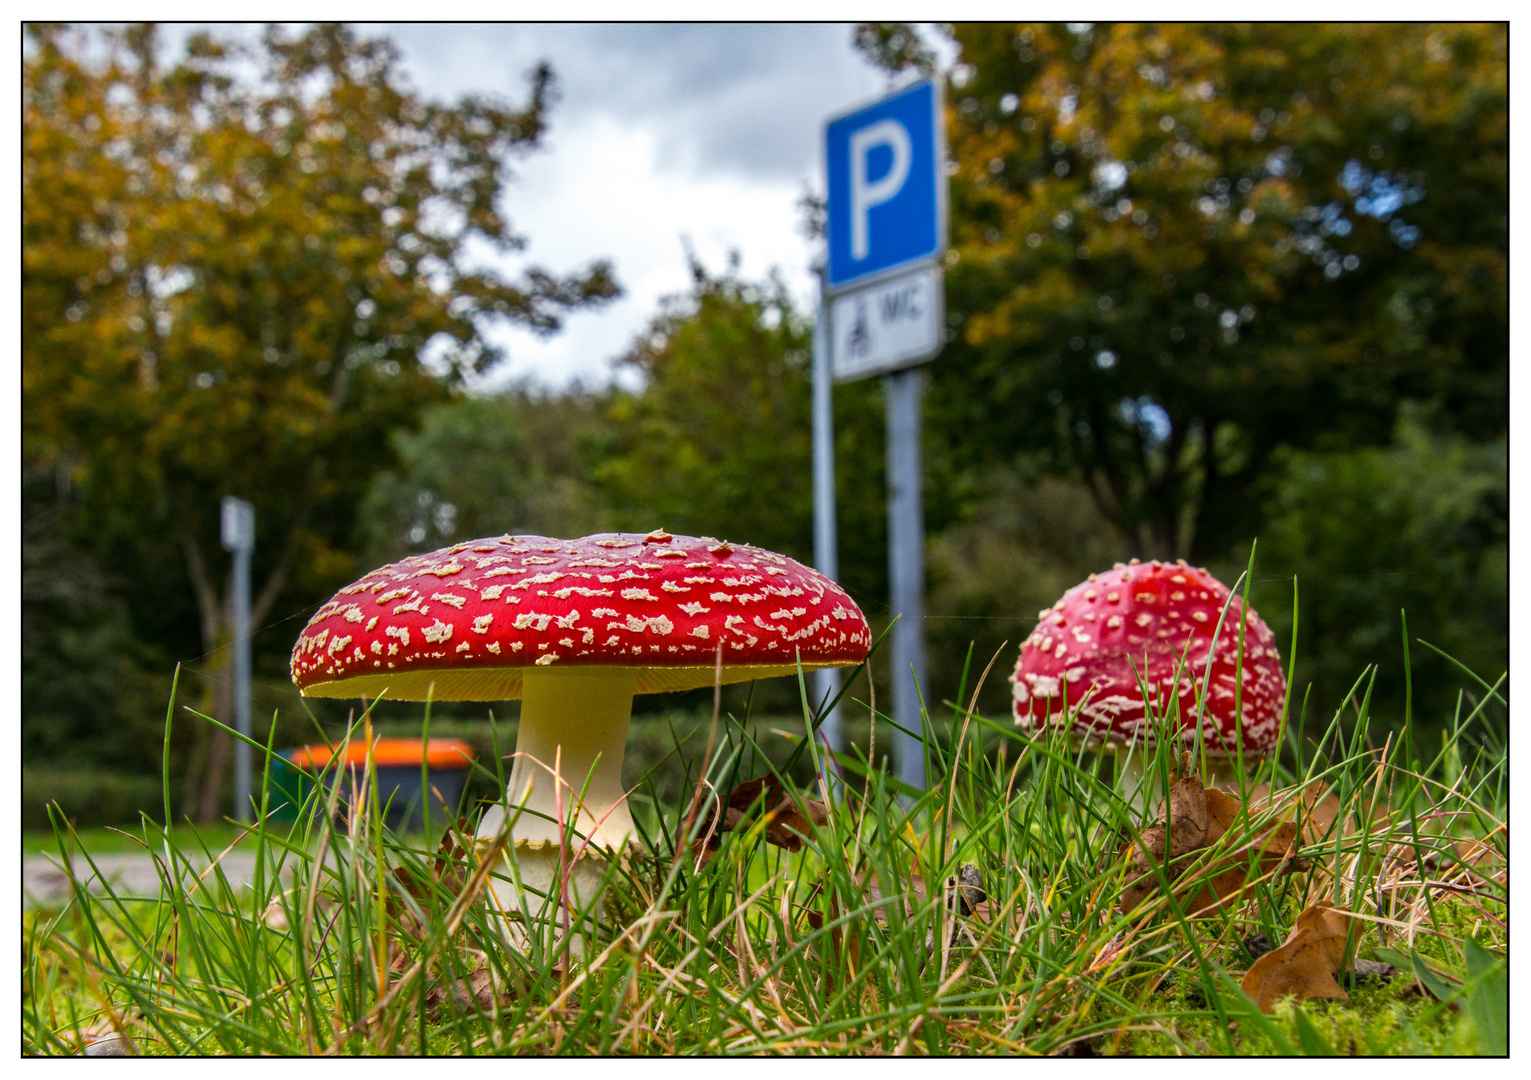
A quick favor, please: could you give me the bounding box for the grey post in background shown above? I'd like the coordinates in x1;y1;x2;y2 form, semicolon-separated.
884;368;927;794
810;268;844;795
221;496;255;823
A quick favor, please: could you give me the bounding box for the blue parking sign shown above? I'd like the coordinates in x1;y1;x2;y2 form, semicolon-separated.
825;78;946;292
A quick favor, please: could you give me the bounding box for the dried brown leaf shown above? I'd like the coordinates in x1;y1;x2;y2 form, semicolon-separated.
1164;772;1211;856
424;951;514;1018
1240;903;1354;1012
762;796;829;851
1120;772;1306;916
690;776;831;860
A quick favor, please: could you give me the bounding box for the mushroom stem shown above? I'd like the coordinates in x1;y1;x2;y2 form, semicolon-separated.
476;667;639;947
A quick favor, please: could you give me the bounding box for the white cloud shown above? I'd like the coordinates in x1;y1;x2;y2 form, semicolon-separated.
471;115;816;392
374;23;893;390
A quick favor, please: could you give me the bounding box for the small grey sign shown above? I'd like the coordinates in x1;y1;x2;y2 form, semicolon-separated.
830;262;944;382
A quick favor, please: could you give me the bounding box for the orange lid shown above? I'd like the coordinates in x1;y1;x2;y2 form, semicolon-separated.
287;737;475;770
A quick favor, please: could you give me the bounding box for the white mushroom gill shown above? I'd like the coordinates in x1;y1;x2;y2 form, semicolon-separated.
475;666;639;943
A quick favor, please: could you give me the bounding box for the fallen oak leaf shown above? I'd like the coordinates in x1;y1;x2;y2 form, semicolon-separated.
1120;762;1307;916
761;794;830;852
687;775;831;862
1164;769;1212;856
1119;759;1213;913
424;949;517;1018
1194;787;1304;912
1240;903;1354;1013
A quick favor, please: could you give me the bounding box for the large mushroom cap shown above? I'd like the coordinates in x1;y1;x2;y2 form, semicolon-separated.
292;530;872;700
1010;559;1286;757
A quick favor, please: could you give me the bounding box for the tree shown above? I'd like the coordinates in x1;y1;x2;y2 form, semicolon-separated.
21;463;168;774
597;256;818;562
358;388;613;567
22;24;618;820
1243;408;1506;731
857;23;1507;562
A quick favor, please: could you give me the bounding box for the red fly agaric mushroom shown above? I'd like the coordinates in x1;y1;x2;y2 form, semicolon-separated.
291;529;870;938
1010;559;1286;790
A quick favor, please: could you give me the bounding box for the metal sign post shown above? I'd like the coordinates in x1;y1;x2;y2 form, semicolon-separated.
810;269;843;797
221;496;255;822
883;366;928;793
822;77;946;793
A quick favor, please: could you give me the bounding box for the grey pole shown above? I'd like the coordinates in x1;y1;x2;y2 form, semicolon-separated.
884;367;927;793
221;497;255;823
810;268;844;796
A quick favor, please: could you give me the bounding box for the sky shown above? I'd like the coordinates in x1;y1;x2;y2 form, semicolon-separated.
357;23;947;392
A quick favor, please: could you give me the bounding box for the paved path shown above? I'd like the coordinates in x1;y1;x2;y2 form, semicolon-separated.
23;851;273;908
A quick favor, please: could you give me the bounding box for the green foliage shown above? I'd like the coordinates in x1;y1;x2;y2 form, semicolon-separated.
597;257;818;560
23;768;167;831
359;389;613;566
22;23;616;816
22;493;169;774
1460;937;1507;1056
1241;407;1506;728
861;23;1506;562
591;255;993;712
24;24;615;612
926;472;1128;716
852;23;939;76
21;22;1509;819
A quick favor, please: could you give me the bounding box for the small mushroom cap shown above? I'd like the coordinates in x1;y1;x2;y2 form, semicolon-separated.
292;531;871;700
1009;560;1286;757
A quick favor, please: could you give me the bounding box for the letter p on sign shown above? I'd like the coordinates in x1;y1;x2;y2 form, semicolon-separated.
825;78;945;292
850;120;911;260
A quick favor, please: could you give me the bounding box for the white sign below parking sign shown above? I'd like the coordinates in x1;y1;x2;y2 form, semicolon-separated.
830;263;943;382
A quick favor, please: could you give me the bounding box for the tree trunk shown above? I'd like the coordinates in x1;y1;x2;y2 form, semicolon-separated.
173;457;326;823
195;668;235;825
